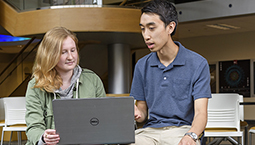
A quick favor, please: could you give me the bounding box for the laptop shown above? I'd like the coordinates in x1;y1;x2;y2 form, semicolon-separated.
52;97;135;145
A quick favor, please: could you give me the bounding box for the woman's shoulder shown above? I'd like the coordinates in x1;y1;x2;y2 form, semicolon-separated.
27;77;36;86
27;78;47;94
81;68;96;74
80;68;100;80
26;78;48;100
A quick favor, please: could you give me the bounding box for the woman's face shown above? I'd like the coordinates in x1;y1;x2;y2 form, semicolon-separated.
55;36;78;75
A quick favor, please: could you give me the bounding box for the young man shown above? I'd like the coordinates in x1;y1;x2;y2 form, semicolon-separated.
131;0;211;144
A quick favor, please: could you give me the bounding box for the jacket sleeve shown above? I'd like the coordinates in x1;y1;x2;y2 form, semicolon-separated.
94;73;106;97
25;80;46;145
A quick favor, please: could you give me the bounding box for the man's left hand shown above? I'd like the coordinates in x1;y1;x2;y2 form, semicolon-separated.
178;135;196;145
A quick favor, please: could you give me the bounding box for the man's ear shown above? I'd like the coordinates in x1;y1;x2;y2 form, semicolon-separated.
167;21;176;35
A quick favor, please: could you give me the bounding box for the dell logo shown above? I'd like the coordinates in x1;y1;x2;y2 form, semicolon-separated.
90;118;99;126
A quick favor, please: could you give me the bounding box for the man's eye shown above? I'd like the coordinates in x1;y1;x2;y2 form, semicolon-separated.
140;27;145;31
149;27;155;30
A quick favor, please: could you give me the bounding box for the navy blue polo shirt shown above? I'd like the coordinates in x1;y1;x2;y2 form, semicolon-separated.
130;41;211;128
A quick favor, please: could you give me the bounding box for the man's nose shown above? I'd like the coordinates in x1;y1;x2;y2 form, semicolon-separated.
143;30;151;41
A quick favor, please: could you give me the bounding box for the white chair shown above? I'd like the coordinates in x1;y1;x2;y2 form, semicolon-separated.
0;97;27;145
0;99;5;126
204;93;243;145
0;98;5;143
249;127;255;145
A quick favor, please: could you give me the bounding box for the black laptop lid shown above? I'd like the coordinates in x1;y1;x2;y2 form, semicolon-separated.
52;97;135;145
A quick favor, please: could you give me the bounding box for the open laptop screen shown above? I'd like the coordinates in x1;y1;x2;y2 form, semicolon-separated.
52;97;135;145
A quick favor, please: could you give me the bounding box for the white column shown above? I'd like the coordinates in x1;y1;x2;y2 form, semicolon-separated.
108;43;130;94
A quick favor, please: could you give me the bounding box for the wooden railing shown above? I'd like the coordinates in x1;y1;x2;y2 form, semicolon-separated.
106;93;130;97
0;0;141;37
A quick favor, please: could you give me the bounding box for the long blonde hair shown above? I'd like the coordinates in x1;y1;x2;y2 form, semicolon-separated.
32;27;79;92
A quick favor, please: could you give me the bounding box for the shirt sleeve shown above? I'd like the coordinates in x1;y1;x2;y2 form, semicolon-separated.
191;59;212;100
130;62;146;101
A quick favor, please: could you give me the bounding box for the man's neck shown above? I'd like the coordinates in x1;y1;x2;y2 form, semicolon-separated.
157;41;179;67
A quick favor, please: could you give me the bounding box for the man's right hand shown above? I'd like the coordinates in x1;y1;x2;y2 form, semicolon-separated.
134;105;142;121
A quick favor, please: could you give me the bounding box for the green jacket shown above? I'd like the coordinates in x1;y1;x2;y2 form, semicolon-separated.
25;68;106;145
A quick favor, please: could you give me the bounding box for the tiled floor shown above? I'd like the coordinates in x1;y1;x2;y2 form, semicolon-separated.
1;140;27;145
204;122;255;145
3;123;255;145
4;135;255;145
3;136;255;145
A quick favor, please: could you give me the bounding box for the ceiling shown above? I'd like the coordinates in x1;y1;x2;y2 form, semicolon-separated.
109;0;203;6
177;13;255;39
1;0;255;54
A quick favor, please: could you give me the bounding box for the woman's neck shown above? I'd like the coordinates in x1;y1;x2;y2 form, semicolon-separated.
59;70;73;90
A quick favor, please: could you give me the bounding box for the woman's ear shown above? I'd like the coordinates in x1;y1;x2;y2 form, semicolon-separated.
167;21;176;35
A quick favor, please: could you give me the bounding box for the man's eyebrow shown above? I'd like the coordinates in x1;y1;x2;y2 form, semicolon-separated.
139;22;156;27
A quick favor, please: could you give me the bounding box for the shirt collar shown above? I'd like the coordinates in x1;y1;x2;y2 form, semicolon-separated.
173;41;186;66
150;41;186;67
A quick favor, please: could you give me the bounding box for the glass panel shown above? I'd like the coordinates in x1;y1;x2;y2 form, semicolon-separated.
0;38;40;97
4;0;103;11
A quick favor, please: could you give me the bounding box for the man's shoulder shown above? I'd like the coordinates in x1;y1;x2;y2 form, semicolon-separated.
179;43;207;63
136;52;154;64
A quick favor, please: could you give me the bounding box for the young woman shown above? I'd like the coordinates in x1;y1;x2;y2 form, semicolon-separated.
25;27;106;145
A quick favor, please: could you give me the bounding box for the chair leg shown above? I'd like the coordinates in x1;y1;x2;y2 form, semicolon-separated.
245;126;248;145
201;137;207;145
208;137;224;145
8;131;13;145
215;138;225;145
226;136;239;145
1;130;4;145
249;132;252;145
17;132;21;145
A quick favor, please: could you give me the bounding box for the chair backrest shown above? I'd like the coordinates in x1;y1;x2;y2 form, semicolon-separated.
0;99;5;121
239;95;244;121
3;97;26;126
206;93;240;131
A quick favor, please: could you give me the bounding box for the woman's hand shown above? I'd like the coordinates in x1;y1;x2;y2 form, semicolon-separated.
43;129;60;145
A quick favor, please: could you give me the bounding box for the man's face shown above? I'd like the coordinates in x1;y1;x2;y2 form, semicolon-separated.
139;13;171;52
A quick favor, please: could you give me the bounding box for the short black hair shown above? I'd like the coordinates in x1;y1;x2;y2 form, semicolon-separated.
141;0;178;36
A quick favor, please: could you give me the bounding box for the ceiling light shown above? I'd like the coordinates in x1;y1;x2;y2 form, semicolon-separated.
0;34;31;42
219;24;240;29
206;24;240;30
